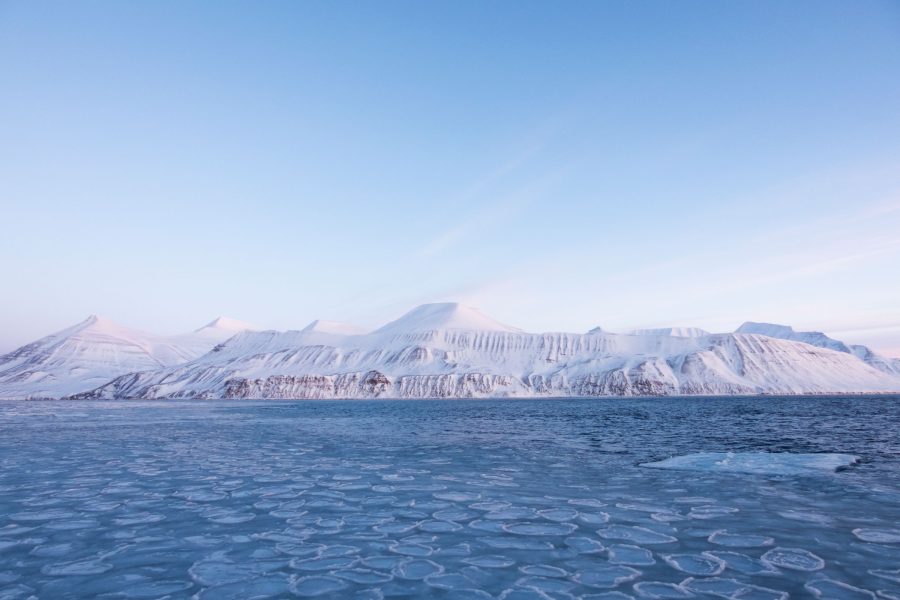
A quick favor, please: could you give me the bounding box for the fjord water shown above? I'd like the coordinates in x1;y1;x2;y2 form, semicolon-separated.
1;397;899;599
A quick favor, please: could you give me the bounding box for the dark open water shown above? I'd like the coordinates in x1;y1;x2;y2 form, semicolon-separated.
1;396;899;599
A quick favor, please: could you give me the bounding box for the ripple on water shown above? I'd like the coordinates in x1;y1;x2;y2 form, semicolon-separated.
9;509;75;522
30;543;75;558
0;584;35;600
41;558;114;576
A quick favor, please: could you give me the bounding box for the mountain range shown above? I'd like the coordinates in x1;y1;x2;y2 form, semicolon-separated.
1;303;898;400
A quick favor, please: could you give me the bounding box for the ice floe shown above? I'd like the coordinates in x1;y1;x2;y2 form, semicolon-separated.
641;452;859;475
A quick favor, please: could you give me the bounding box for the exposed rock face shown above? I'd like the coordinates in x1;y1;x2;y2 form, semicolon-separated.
218;371;520;399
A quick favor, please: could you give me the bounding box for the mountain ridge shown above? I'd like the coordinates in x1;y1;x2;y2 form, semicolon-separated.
3;305;899;400
0;316;256;399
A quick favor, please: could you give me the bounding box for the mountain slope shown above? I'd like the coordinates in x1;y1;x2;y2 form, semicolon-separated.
736;322;900;376
627;327;710;338
76;306;900;400
0;316;254;399
375;303;522;335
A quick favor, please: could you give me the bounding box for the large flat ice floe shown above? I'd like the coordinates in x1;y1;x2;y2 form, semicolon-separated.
640;452;859;475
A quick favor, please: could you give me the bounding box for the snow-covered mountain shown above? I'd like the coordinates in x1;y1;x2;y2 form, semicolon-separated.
627;327;710;338
736;322;900;377
70;303;900;400
0;316;255;399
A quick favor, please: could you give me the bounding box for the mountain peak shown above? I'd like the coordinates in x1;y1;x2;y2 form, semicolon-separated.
736;322;796;336
197;317;256;332
301;320;368;336
736;322;850;354
82;314;111;326
376;302;522;334
73;314;125;335
628;327;710;338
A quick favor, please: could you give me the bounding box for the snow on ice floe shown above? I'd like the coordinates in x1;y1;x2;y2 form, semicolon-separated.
640;452;859;475
805;578;876;599
681;577;787;600
708;530;774;548
760;547;825;571
852;528;900;543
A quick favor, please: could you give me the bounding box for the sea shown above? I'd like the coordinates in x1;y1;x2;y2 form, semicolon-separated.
1;396;899;599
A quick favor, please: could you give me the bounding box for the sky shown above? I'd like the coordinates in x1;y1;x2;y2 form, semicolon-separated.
1;0;900;356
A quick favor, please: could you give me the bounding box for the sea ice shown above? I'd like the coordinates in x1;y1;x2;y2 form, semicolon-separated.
1;398;898;600
641;452;859;476
597;525;677;545
853;529;900;543
662;553;725;576
608;544;656;566
392;558;443;580
289;574;348;596
462;555;516;568
708;530;774;548
633;581;694;598
703;551;779;575
574;566;642;588
805;578;876;599
760;547;825;571
869;568;900;583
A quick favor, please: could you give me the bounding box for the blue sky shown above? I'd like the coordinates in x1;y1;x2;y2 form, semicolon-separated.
2;1;900;355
